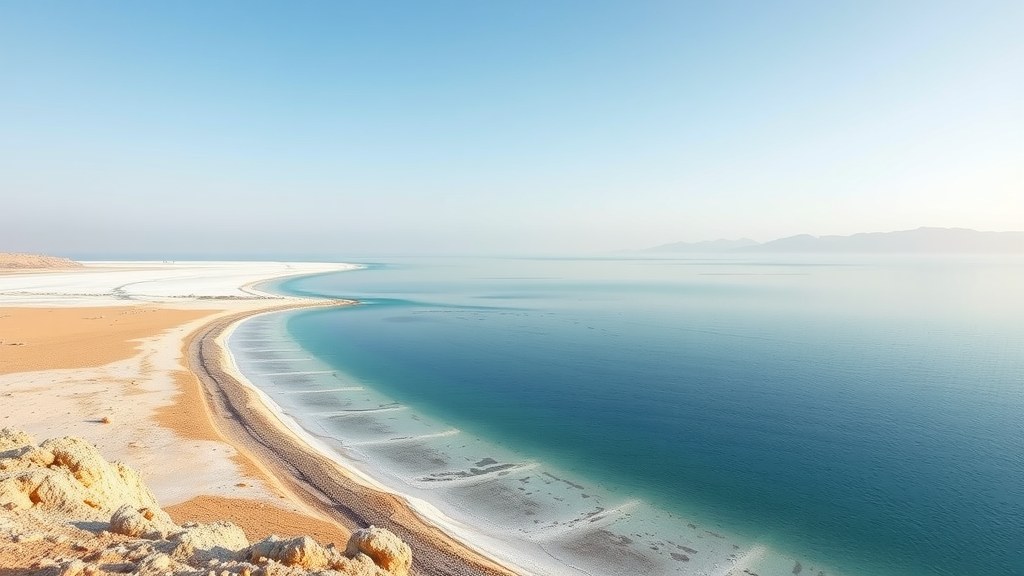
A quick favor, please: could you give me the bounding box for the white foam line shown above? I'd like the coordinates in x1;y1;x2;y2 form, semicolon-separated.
412;462;539;489
277;386;365;394
347;429;461;446
258;370;335;377
530;499;642;540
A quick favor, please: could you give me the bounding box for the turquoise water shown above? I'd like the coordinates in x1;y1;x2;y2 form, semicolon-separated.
247;255;1023;576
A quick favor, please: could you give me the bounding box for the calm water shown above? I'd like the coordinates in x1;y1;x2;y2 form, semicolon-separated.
256;255;1023;576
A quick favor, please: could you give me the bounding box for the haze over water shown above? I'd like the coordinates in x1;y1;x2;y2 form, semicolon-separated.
241;255;1024;576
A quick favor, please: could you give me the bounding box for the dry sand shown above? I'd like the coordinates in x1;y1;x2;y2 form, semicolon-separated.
0;307;211;375
0;304;347;546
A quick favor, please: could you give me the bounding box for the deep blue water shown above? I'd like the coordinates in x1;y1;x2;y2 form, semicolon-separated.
271;255;1024;576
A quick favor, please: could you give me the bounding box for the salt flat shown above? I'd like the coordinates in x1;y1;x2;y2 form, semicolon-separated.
0;261;359;306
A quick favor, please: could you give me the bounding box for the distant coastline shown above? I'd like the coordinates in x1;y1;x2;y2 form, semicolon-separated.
0;252;85;271
641;227;1024;253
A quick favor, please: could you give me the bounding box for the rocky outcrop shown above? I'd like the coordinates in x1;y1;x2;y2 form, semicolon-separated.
0;252;84;269
170;520;250;564
0;429;413;575
244;535;336;569
240;533;404;575
347;526;413;576
0;431;161;520
109;503;179;540
0;428;36;451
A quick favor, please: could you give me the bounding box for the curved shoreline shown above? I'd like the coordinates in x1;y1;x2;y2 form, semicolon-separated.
185;300;521;576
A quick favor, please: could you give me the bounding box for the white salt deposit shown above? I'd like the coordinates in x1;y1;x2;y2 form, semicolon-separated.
0;260;359;306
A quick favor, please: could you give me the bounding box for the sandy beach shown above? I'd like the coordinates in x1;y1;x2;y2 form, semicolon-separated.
0;261;519;576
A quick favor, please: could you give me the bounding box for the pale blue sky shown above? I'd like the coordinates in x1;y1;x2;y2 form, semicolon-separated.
2;1;1021;255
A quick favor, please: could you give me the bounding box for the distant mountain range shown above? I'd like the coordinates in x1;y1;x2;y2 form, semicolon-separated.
641;227;1024;253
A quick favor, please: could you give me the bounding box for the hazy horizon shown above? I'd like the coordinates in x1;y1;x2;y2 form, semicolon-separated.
2;2;1021;255
16;226;1015;262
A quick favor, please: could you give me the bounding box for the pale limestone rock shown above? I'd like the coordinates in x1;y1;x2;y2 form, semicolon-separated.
134;552;178;575
171;521;249;564
0;470;46;510
40;437;108;488
344;551;394;576
41;437;161;513
346;526;412;576
113;461;158;508
241;535;392;575
109;503;179;539
0;446;55;472
0;435;157;519
0;428;34;452
242;535;330;569
32;469;94;515
0;430;416;576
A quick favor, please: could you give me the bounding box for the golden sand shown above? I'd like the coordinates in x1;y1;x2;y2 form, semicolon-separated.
0;305;349;544
0;307;211;375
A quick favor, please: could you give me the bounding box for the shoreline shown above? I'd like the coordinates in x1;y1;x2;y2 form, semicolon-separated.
186;302;522;576
227;270;859;576
0;261;524;575
2;260;838;576
205;303;764;576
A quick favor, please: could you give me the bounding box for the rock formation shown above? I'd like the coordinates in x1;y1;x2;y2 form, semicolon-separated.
0;253;84;269
346;526;412;576
0;428;413;575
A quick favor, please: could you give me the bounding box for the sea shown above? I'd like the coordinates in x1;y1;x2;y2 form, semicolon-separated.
226;254;1024;576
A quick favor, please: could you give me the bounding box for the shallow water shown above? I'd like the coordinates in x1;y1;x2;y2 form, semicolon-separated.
232;255;1024;576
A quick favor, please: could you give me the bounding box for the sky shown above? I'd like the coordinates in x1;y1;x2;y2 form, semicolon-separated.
1;1;1022;256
